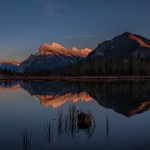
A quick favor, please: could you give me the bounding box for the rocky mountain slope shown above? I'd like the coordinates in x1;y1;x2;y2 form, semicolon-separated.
18;42;92;73
0;60;20;72
87;32;150;59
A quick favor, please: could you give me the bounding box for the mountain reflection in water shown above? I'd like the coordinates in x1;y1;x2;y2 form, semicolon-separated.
0;81;150;117
1;81;150;150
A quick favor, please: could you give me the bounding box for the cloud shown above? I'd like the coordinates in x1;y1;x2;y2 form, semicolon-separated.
63;35;74;38
32;1;81;18
64;34;94;39
42;3;72;17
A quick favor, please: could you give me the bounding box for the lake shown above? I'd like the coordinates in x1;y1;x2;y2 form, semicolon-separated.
0;81;150;150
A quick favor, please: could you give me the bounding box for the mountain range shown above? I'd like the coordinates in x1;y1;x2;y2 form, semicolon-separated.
18;42;92;73
0;42;92;73
1;32;150;73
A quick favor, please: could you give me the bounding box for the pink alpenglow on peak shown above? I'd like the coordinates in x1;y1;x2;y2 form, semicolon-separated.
0;60;20;66
38;42;67;55
38;42;92;58
0;60;20;72
51;42;67;50
18;42;92;73
71;47;79;52
70;47;93;57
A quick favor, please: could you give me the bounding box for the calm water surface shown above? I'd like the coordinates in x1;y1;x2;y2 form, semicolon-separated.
0;81;150;150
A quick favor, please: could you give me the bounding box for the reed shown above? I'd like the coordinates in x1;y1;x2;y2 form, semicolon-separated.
22;129;32;150
44;120;54;149
57;109;64;136
69;105;77;137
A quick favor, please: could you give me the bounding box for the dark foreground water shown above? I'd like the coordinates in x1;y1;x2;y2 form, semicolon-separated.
0;81;150;150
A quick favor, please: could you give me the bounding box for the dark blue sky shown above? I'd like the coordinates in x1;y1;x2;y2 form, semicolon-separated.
0;0;150;61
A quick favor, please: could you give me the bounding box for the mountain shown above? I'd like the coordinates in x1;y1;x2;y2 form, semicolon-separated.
2;32;150;74
0;60;20;72
87;32;150;59
18;42;92;73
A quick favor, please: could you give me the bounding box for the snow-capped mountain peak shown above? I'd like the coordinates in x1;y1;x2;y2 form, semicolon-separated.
38;42;67;55
71;47;79;52
51;42;67;50
0;60;20;71
0;60;20;66
18;42;92;73
37;42;92;57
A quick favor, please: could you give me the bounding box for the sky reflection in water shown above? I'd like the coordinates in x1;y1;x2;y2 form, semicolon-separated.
0;81;150;150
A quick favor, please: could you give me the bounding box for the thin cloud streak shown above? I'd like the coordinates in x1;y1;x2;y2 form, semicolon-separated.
64;34;95;39
42;3;73;17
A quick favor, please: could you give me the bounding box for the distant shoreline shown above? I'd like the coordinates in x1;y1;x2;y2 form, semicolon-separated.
1;76;150;81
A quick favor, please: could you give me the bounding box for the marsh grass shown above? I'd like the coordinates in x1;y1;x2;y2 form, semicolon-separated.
57;109;64;136
56;105;77;138
106;114;109;139
22;129;32;150
69;105;77;137
64;114;69;134
56;105;95;139
21;105;96;149
44;120;54;149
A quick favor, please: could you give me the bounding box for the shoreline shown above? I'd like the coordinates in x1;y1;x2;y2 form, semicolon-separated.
1;76;150;81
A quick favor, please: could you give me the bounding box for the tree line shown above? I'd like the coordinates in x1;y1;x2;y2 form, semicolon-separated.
63;57;150;76
0;57;150;76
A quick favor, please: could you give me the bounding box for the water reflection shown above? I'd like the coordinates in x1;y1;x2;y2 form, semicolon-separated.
0;81;150;116
1;81;150;150
23;105;95;150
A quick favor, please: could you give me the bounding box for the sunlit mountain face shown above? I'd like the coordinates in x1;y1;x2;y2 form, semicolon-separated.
1;81;150;117
0;60;20;66
0;42;92;73
18;42;92;73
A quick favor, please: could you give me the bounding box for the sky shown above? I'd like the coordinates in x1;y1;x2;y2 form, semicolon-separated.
0;0;150;61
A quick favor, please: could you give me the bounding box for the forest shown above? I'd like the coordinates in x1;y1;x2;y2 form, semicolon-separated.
63;57;150;76
0;57;150;76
